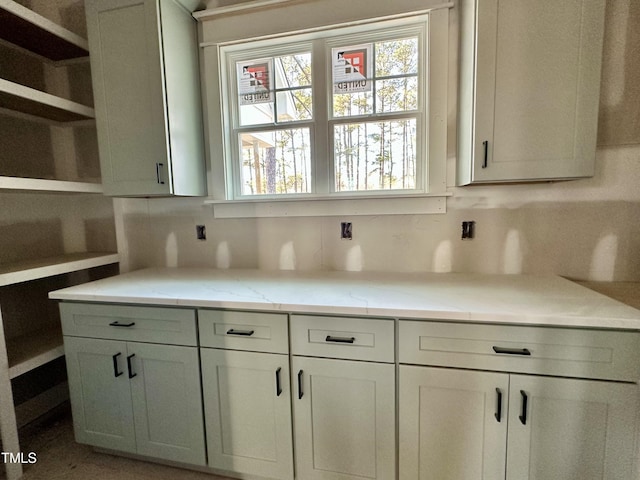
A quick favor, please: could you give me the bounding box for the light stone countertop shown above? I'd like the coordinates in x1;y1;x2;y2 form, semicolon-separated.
49;268;640;330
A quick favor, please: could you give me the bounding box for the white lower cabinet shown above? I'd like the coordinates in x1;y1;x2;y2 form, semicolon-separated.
399;367;639;480
399;319;640;480
61;303;206;467
200;348;294;479
292;356;396;480
64;336;206;466
60;301;640;480
290;314;396;480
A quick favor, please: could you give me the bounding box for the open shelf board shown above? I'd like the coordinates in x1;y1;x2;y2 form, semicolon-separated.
0;176;103;194
0;0;89;61
7;325;64;379
0;252;120;287
0;78;95;122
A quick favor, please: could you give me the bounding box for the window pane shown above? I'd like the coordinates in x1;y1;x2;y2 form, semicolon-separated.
334;119;417;192
240;103;274;126
375;38;419;77
332;37;420;118
237;59;274;127
376;77;418;113
333;91;373;118
240;128;311;195
238;53;313;126
275;53;312;89
277;88;312;122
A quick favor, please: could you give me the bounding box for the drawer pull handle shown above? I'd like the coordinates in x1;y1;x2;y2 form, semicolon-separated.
519;390;528;425
492;346;531;356
325;335;356;344
112;353;123;378
227;329;255;336
495;388;502;422
109;321;136;328
297;370;304;399
275;367;282;397
127;354;137;379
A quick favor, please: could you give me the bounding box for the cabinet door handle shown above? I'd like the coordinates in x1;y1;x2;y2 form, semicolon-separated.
482;140;489;168
156;162;165;184
109;321;135;328
297;370;304;399
495;388;503;422
275;367;282;397
325;335;356;344
112;353;123;378
127;354;137;379
226;329;255;336
492;346;531;356
519;390;528;425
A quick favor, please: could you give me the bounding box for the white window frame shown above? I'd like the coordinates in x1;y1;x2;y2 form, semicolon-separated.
200;3;450;217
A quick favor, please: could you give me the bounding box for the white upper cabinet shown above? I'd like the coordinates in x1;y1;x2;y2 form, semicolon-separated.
86;0;206;197
457;0;606;185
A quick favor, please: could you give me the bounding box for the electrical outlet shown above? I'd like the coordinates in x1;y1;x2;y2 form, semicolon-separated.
341;222;353;240
461;221;475;240
196;225;206;240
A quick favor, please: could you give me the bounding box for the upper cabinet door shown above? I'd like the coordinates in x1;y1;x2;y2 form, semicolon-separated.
86;0;206;197
458;0;606;185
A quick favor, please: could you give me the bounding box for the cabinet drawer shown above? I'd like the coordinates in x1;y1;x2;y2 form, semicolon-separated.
60;302;197;346
399;320;640;382
291;315;394;363
198;310;288;354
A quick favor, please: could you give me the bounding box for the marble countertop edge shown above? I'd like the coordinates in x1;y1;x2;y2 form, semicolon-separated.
48;268;640;330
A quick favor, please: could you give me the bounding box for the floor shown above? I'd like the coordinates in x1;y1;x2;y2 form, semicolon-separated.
13;405;232;480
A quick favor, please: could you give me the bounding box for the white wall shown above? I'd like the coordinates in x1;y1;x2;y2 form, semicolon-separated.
116;0;640;282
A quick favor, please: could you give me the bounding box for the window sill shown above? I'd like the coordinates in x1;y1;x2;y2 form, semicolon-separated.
204;193;449;218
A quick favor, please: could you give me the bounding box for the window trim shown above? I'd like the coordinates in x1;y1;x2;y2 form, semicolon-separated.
201;4;450;215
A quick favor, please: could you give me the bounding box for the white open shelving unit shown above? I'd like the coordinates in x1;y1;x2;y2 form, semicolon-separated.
0;2;118;479
2;253;120;378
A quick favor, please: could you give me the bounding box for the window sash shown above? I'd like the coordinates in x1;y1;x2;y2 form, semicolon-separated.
329;113;423;193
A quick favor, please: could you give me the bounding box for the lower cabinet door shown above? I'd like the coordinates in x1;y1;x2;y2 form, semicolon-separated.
201;349;294;479
128;342;206;466
506;375;640;480
64;336;136;453
292;356;395;480
399;365;509;480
